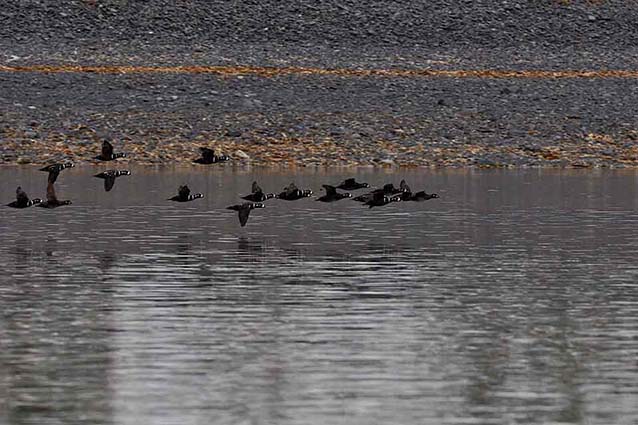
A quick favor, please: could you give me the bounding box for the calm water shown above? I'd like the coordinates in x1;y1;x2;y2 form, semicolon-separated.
1;166;637;425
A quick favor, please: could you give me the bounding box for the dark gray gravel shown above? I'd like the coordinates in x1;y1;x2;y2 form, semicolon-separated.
2;0;638;167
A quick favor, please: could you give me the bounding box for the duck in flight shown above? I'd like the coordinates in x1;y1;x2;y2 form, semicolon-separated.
193;147;230;164
7;186;41;208
317;184;352;202
241;181;277;202
336;178;370;191
391;180;440;202
168;185;203;202
227;202;265;227
39;162;74;184
38;182;72;209
365;191;400;208
278;182;313;201
94;169;131;192
95;141;126;161
353;183;402;203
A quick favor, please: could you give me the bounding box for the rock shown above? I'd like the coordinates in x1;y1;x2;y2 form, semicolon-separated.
234;149;250;159
16;156;31;164
226;129;242;137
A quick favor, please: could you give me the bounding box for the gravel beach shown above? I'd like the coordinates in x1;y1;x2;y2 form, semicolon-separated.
2;0;638;167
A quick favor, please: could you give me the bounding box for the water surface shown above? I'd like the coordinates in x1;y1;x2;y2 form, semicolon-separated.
1;167;637;425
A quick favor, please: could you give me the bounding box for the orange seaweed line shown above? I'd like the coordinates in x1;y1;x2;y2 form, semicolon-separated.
1;65;638;78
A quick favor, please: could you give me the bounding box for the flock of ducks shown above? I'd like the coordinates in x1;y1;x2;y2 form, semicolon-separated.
6;141;440;226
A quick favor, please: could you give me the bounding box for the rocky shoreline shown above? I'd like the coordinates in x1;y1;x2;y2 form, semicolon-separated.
2;0;638;168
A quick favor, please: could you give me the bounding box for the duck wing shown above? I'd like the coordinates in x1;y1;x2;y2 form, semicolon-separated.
322;184;337;196
238;206;251;227
251;181;263;194
46;182;58;203
104;175;116;192
47;168;61;184
16;187;29;207
102;141;114;158
399;179;411;193
200;147;216;162
284;182;299;195
178;185;191;199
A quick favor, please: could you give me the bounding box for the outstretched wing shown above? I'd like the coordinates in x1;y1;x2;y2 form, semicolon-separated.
102;141;114;158
46;182;57;202
48;169;61;184
322;184;337;196
284;182;298;195
399;179;411;193
178;185;191;199
16;187;29;206
104;175;116;192
200;147;216;162
251;181;263;194
238;206;251;227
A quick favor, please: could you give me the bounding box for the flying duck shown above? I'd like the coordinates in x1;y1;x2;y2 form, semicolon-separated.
193;147;230;164
364;191;400;208
38;182;71;208
336;178;370;191
95;141;126;161
317;184;352;202
353;183;401;203
392;180;413;202
39;162;74;184
227;202;265;227
94;169;131;192
7;186;41;208
278;182;312;201
409;191;440;202
168;185;203;202
241;181;277;202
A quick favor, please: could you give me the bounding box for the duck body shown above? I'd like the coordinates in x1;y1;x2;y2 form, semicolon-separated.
194;147;230;164
353;183;400;203
40;162;74;183
365;191;401;208
94;169;131;192
278;183;312;201
168;185;203;202
95;141;126;161
336;178;370;191
227;202;265;227
409;191;440;202
7;187;41;208
317;184;352;202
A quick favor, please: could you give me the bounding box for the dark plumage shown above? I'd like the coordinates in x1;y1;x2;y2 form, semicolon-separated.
193;147;230;164
392;180;413;201
409;191;440;202
336;178;370;191
241;181;277;202
168;185;203;202
364;191;400;208
94;169;131;192
227;202;265;227
7;186;41;208
39;162;74;184
95;141;126;161
353;183;401;203
391;180;440;202
317;184;352;202
278;183;313;201
38;182;71;208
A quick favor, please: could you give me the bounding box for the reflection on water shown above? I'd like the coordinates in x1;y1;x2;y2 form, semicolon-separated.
1;167;638;425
